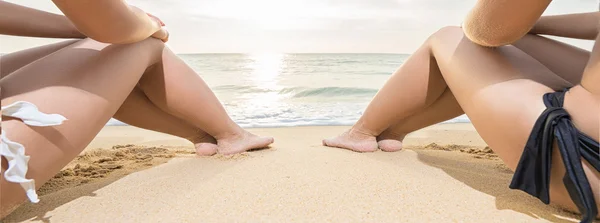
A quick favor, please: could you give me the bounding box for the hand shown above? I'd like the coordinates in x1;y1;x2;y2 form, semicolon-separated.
152;27;169;42
147;13;169;42
147;13;165;27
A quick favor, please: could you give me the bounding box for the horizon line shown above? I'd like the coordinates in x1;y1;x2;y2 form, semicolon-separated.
0;52;411;55
176;52;411;55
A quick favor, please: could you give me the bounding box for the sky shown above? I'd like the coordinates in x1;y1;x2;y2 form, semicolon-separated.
1;0;598;54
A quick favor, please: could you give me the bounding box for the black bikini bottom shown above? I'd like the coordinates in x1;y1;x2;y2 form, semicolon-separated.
509;89;599;223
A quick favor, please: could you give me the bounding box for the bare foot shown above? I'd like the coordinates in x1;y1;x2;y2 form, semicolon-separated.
189;134;218;156
376;132;406;152
216;130;274;155
322;128;378;152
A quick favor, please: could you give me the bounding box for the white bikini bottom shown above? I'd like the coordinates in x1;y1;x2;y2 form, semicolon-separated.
1;101;67;203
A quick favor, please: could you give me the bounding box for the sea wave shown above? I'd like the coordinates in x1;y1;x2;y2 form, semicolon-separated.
213;85;271;93
214;85;378;98
280;87;378;98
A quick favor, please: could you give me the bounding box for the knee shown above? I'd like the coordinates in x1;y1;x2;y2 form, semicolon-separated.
125;37;165;50
136;37;166;52
427;26;464;44
414;26;462;55
433;26;463;37
134;38;166;64
429;26;504;50
425;26;485;56
77;37;165;61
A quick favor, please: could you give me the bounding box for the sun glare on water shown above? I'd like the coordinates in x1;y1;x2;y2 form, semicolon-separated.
249;52;284;81
243;52;286;106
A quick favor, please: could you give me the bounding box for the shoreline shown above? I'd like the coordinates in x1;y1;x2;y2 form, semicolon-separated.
105;120;473;129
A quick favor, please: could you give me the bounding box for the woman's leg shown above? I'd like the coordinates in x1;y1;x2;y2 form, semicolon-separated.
375;34;591;152
377;89;463;152
0;37;272;217
0;40;80;78
427;26;598;214
327;26;599;213
323;44;449;152
0;40;271;156
512;34;590;85
114;87;218;156
1;38;168;217
135;48;273;155
1;41;219;156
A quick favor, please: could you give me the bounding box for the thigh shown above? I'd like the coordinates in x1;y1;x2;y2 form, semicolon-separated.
513;34;591;85
0;40;80;79
430;27;571;167
429;26;599;212
1;38;164;214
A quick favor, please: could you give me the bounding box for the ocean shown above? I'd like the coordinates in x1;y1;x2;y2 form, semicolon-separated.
107;53;470;127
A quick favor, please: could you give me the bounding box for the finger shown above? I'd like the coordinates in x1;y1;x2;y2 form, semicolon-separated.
163;30;169;42
147;13;165;26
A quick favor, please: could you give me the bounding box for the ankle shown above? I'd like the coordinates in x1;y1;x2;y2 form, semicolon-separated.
378;131;407;141
187;133;210;144
350;124;379;137
185;129;213;144
213;126;245;140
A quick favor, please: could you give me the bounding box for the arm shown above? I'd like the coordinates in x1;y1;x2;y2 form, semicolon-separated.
51;0;165;44
530;12;600;40
462;0;552;47
0;1;85;38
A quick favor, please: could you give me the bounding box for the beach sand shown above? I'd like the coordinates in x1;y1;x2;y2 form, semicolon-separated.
3;124;581;222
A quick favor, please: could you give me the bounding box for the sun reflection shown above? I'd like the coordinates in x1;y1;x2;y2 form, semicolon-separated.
244;52;286;107
247;52;284;86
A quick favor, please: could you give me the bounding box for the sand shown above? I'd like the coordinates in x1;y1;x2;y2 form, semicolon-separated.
2;124;582;223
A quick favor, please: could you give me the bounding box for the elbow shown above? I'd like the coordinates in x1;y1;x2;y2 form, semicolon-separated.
462;21;528;47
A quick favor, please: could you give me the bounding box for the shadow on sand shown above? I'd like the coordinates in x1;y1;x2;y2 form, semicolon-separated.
413;148;580;223
2;145;262;223
4;169;138;223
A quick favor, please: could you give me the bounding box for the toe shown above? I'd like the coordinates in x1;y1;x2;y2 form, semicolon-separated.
264;137;275;144
322;138;343;149
256;137;274;149
196;143;218;156
378;139;403;152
